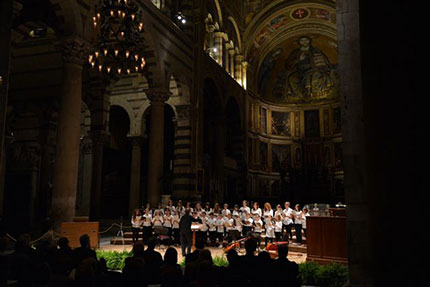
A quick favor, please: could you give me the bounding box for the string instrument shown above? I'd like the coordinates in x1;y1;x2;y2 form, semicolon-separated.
266;241;289;259
224;236;249;253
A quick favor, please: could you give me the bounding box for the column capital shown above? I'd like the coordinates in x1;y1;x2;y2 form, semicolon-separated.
147;88;171;104
229;48;237;55
235;54;244;61
61;37;91;66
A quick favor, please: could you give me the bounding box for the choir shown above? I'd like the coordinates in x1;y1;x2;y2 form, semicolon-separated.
131;199;310;247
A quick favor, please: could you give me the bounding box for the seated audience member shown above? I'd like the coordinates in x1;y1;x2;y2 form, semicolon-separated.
273;244;299;286
161;247;184;287
239;237;259;285
185;237;205;264
143;236;163;284
72;234;97;268
122;242;148;287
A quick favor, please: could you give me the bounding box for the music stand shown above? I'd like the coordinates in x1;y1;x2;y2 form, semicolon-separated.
112;216;125;248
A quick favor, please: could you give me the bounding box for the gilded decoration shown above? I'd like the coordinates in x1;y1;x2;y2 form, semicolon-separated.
258;34;339;104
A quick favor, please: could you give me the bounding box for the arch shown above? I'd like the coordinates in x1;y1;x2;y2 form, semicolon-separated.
167;73;191;115
110;97;136;135
50;0;84;36
213;0;223;28
227;16;242;51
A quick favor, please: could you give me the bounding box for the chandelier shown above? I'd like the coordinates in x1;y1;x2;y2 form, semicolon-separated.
89;0;146;75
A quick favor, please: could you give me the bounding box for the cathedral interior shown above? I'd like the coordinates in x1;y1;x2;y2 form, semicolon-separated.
0;0;422;285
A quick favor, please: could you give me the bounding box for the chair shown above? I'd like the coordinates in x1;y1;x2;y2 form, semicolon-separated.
153;226;171;250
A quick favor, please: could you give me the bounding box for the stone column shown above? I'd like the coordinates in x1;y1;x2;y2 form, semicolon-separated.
89;130;109;220
146;88;170;207
234;54;243;85
76;137;93;217
229;49;236;78
128;135;144;215
242;61;248;89
224;43;231;75
213;32;224;66
51;38;87;228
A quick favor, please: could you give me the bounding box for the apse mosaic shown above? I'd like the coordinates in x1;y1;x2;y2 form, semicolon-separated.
258;34;339;104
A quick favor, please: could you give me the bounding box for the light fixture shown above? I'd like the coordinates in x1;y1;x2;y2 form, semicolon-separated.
90;0;146;77
213;47;217;53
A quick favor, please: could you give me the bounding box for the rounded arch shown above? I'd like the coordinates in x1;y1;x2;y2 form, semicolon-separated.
227;16;242;52
166;73;191;112
50;0;84;36
110;97;136;135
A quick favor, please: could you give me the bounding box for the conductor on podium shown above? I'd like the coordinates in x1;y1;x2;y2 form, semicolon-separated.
179;208;198;256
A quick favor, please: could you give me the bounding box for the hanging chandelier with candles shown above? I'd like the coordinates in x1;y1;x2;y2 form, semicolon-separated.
89;0;146;75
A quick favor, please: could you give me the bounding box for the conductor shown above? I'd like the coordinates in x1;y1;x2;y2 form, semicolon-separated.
179;208;198;256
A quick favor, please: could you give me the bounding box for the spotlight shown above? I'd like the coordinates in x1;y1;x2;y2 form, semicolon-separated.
181;19;186;24
213;47;217;53
177;15;182;20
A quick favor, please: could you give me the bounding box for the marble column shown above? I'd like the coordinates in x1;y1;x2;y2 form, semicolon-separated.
213;32;224;66
146;88;170;207
242;61;248;89
129;135;144;215
229;49;236;79
234;54;243;85
89;130;109;220
51;38;88;228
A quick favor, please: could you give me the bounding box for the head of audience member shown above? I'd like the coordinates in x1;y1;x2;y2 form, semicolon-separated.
147;236;157;250
226;249;239;266
195;238;205;250
277;244;289;259
15;233;31;251
164;247;178;266
258;251;271;263
198;249;213;264
133;242;145;257
57;237;71;251
245;237;257;255
284;201;291;209
79;234;91;249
